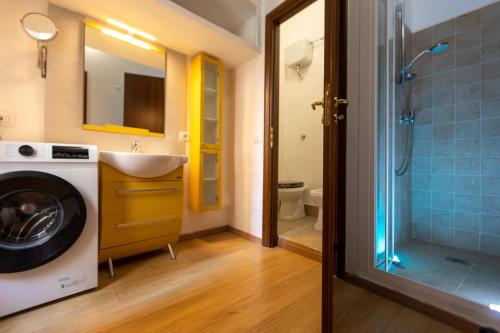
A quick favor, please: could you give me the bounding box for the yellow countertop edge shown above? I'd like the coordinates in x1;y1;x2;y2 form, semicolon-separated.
82;124;165;138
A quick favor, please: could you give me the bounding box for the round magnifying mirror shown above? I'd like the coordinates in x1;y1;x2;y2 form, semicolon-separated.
21;13;58;42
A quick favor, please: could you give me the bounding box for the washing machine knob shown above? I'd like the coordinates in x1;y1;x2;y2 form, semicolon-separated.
18;145;34;157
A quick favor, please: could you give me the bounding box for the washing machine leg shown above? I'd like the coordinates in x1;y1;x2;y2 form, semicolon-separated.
107;257;114;278
167;243;176;260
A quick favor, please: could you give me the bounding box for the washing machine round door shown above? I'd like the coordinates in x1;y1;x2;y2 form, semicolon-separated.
0;171;86;273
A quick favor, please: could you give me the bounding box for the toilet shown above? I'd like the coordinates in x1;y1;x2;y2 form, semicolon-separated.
310;188;323;231
278;181;307;220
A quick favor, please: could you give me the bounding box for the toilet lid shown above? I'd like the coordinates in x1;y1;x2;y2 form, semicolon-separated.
278;181;304;189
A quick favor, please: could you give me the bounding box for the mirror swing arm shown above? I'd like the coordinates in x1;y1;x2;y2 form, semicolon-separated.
20;12;59;79
37;42;48;78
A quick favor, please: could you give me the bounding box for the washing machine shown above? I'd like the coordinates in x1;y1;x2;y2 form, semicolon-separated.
0;141;98;317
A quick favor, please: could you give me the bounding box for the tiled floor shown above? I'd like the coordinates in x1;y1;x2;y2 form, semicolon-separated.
389;239;500;307
278;216;322;252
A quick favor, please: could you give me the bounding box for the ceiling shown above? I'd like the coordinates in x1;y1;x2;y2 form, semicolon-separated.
50;0;260;69
168;0;258;33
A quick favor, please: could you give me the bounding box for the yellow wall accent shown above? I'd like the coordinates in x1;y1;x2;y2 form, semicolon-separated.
99;162;183;262
82;124;165;137
189;54;223;212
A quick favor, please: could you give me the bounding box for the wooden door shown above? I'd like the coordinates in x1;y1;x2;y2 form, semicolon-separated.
322;0;347;331
123;72;165;133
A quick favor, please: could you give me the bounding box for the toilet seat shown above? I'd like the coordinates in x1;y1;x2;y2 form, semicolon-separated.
278;181;305;189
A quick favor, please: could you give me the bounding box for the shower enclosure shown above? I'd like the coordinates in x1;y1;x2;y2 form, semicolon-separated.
376;0;500;310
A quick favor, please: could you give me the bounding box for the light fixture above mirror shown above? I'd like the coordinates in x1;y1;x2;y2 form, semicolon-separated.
20;12;59;78
106;18;157;41
85;19;164;54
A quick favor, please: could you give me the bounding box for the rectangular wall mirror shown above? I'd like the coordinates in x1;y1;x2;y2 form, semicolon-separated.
83;20;166;137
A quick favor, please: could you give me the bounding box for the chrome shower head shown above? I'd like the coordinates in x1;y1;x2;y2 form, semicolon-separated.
430;42;449;54
396;42;449;83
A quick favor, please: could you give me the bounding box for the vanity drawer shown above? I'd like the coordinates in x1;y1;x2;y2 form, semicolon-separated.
100;163;184;183
100;208;182;248
101;181;183;217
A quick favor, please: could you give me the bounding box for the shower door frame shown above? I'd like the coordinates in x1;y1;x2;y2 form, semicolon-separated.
262;0;348;332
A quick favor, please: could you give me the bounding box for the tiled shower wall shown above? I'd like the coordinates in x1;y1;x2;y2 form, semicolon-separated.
410;2;500;256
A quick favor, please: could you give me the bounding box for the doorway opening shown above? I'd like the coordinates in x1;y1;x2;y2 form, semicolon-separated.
263;0;347;331
274;0;325;257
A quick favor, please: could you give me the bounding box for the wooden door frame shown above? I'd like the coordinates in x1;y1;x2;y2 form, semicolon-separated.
262;0;347;331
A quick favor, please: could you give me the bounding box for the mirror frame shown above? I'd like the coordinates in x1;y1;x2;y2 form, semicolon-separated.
82;19;167;138
20;12;59;42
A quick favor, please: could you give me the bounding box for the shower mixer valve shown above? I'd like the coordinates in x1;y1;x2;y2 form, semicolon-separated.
400;107;422;125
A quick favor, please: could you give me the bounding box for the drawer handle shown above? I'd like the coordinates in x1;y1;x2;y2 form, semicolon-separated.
115;215;177;228
115;187;177;195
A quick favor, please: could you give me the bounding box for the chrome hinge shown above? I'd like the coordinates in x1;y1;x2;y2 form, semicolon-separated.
333;97;349;123
333;97;350;107
333;114;345;123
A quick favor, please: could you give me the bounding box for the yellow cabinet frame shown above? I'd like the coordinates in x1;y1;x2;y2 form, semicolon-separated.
189;54;223;211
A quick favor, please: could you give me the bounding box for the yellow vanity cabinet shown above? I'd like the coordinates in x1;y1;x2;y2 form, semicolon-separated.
189;53;223;211
98;162;184;275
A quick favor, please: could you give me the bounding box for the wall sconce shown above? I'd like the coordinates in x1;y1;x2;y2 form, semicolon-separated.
20;12;59;79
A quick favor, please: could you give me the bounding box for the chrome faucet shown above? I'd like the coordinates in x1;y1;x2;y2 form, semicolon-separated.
131;140;141;153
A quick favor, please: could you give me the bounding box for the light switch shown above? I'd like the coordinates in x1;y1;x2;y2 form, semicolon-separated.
0;112;16;127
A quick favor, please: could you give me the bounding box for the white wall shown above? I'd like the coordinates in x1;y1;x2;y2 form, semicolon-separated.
0;0;48;141
231;0;289;238
407;0;498;32
278;0;324;205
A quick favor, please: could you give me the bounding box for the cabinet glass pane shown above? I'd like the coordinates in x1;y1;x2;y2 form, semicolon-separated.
203;60;219;145
202;151;219;207
204;61;219;90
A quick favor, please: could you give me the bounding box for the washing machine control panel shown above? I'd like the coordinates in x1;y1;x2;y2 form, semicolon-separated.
0;141;98;162
52;146;89;159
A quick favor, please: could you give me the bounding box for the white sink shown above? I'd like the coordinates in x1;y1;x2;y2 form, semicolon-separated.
100;151;188;178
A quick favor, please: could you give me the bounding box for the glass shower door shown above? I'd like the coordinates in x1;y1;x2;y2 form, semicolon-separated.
376;0;398;272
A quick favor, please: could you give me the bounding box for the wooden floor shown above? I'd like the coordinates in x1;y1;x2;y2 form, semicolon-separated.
0;232;461;333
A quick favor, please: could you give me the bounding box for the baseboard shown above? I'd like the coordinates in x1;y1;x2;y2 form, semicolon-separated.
278;238;322;262
344;273;482;333
228;226;261;243
178;225;230;242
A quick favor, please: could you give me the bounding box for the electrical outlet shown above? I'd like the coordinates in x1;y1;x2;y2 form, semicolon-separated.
179;131;190;142
0;112;16;127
